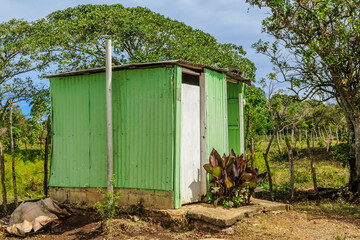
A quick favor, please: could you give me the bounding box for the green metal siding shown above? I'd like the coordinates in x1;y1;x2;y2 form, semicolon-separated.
172;66;182;209
205;69;228;156
50;67;177;191
50;73;107;187
112;67;175;191
227;82;246;155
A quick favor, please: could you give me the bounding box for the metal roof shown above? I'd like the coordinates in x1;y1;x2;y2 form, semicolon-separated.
44;60;251;85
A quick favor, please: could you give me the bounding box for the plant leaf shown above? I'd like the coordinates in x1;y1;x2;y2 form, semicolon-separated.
249;177;257;189
212;166;222;179
256;172;267;183
225;177;234;189
241;173;253;181
203;163;213;174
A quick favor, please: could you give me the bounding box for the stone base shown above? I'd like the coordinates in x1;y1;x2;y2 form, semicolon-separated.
49;187;174;209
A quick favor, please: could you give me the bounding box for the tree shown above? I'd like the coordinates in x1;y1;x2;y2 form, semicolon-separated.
0;19;49;207
38;4;255;78
246;0;360;193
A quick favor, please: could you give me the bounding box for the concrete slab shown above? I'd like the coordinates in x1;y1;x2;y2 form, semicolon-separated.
149;198;291;228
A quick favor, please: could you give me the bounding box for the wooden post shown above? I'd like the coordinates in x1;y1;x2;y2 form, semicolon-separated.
44;115;51;198
307;138;318;194
9;99;18;207
285;137;295;201
0;143;7;214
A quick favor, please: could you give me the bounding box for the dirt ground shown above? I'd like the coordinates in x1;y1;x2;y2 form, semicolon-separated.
1;203;359;240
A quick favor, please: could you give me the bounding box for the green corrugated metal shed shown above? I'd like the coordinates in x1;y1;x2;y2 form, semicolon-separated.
47;60;250;209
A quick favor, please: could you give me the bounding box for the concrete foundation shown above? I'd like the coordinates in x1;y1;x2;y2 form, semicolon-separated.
147;198;292;229
49;187;174;209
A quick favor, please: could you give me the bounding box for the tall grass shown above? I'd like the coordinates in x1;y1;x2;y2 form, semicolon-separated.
0;149;46;204
249;139;349;190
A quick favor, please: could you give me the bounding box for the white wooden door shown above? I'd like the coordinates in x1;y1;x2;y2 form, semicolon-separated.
180;83;201;204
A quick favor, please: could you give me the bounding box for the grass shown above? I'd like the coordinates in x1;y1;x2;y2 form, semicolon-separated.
294;199;360;219
250;139;350;191
0;147;46;204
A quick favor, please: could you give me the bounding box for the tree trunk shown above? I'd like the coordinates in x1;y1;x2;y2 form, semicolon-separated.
336;128;339;144
329;127;333;142
245;115;250;153
44;115;51;198
352;117;360;193
306;138;318;194
321;129;326;142
0;143;7;214
291;126;295;144
250;137;255;168
263;120;280;200
276;131;282;155
9;99;18;207
285;137;295;201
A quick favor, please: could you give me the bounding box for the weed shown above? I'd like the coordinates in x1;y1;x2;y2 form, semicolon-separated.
93;188;122;239
93;189;122;220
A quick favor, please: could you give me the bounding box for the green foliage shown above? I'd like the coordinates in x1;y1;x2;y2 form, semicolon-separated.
222;196;243;209
203;148;267;207
330;143;350;167
245;85;268;140
39;4;255;79
247;0;360;187
93;189;122;220
0;150;45;200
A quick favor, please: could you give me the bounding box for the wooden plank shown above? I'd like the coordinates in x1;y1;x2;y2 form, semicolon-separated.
182;67;201;76
199;72;207;196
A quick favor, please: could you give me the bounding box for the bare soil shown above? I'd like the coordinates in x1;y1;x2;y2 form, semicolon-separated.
1;203;359;240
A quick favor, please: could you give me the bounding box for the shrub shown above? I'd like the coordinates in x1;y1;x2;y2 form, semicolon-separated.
93;189;122;220
330;143;350;167
203;148;267;207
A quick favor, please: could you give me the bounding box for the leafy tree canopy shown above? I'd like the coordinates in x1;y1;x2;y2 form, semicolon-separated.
38;4;256;78
246;0;360;192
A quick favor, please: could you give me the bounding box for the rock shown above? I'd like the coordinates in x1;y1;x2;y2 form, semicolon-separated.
131;215;140;222
222;227;235;235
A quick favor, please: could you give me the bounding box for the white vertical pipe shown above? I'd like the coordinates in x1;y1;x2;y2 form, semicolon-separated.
106;39;113;193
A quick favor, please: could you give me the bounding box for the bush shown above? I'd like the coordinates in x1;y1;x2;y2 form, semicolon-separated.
330;143;350;167
203;148;267;207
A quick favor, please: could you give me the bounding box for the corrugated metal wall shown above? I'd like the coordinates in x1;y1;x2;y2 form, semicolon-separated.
50;67;177;192
50;73;107;187
205;69;228;156
112;67;176;191
227;82;245;155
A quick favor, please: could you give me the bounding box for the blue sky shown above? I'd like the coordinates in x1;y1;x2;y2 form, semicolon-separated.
1;0;275;115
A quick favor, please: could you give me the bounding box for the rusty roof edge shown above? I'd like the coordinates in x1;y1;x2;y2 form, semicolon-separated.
44;60;251;85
